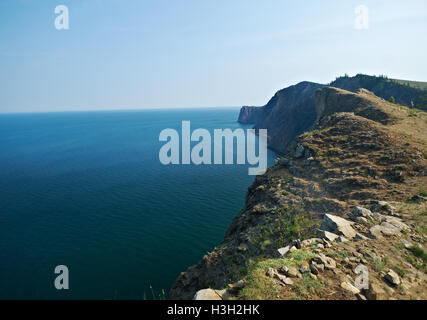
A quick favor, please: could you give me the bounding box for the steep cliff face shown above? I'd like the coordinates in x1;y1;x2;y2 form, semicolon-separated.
237;106;264;124
237;81;324;153
170;86;427;300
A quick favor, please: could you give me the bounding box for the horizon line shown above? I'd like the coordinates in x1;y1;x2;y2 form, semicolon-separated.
0;105;242;115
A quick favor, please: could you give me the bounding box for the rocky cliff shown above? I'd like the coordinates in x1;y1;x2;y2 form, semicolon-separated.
238;81;324;154
237;75;427;154
171;83;427;301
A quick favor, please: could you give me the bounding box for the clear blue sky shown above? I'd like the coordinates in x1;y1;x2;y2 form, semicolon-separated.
1;0;426;112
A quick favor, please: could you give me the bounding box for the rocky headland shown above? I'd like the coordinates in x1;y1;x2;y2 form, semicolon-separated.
171;75;427;300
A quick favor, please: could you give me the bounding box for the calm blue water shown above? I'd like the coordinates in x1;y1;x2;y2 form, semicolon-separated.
0;108;276;299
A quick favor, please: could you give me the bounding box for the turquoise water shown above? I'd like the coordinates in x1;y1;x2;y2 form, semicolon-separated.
0;108;276;299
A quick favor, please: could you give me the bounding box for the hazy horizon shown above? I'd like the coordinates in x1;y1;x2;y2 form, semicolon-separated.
1;0;427;113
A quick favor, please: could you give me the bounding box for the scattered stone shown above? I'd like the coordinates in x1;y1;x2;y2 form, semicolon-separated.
193;289;223;300
301;238;322;247
369;217;410;238
370;200;396;216
363;283;387;300
340;281;360;295
310;263;319;275
355;217;369;225
384;269;401;287
309;273;318;280
279;266;289;274
294;144;305;158
317;243;325;249
355;233;370;241
351;206;374;220
281;267;301;278
356;293;367;301
277;246;290;258
282;277;294;286
314;254;336;270
299;266;309;274
320;214;357;239
336;236;348;243
400;239;413;249
266;267;277;278
317;229;339;242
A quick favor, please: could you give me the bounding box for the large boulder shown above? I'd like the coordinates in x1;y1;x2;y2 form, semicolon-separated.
320;214;357;239
384;270;401;287
369;216;410;238
193;289;223;300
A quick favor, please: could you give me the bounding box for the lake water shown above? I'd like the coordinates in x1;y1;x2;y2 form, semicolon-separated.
0;108;276;299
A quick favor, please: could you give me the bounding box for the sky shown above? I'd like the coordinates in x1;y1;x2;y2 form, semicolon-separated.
0;0;426;113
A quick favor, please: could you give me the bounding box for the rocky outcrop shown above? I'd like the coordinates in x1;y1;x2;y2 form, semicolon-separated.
237;81;324;153
314;87;392;125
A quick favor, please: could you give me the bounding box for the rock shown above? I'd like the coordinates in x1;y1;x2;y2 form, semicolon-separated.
279;266;289;274
193;289;223;300
400;239;413;249
274;273;288;283
384;269;401;286
314;254;336;270
290;246;298;252
352;206;374;220
310;263;319;275
294;144;305;158
266;267;277;278
336;236;348;243
356;293;367;301
282;267;301;278
282;277;294;286
309;273;318;280
320;214;356;239
355;233;370;241
277;246;291;258
370;200;396;216
341;281;360;294
355;217;369;225
369;226;383;239
299;266;309;273
301;238;322;247
369;217;410;238
317;243;325;249
363;283;387;300
227;280;246;293
317;229;340;242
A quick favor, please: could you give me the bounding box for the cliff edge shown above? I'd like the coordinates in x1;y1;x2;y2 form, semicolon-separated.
171;84;427;301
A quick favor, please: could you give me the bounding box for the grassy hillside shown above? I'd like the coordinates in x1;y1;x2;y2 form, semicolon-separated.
392;79;427;91
331;74;427;111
